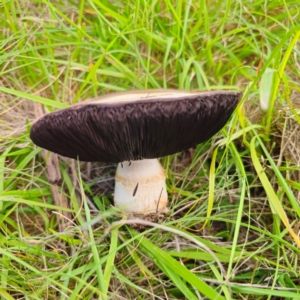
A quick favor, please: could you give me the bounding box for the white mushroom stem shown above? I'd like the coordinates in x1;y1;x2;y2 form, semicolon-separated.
114;159;168;214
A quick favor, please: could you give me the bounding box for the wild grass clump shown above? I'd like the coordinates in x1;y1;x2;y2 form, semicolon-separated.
1;0;300;299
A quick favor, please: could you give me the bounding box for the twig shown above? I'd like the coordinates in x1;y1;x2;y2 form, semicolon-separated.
34;103;71;232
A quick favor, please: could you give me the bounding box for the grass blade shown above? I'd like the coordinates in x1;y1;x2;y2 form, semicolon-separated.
128;227;226;300
250;136;300;247
0;86;68;109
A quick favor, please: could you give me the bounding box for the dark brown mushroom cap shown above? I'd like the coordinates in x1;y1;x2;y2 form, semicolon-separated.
30;90;242;163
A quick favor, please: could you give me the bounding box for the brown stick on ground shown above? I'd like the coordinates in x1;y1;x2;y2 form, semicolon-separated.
34;103;71;232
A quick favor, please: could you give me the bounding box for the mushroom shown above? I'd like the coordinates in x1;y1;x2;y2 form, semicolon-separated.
30;89;241;214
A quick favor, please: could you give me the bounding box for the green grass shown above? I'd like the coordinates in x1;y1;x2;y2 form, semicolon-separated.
1;0;300;299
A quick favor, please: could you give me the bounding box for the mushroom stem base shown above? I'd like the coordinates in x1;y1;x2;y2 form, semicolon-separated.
114;159;168;214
